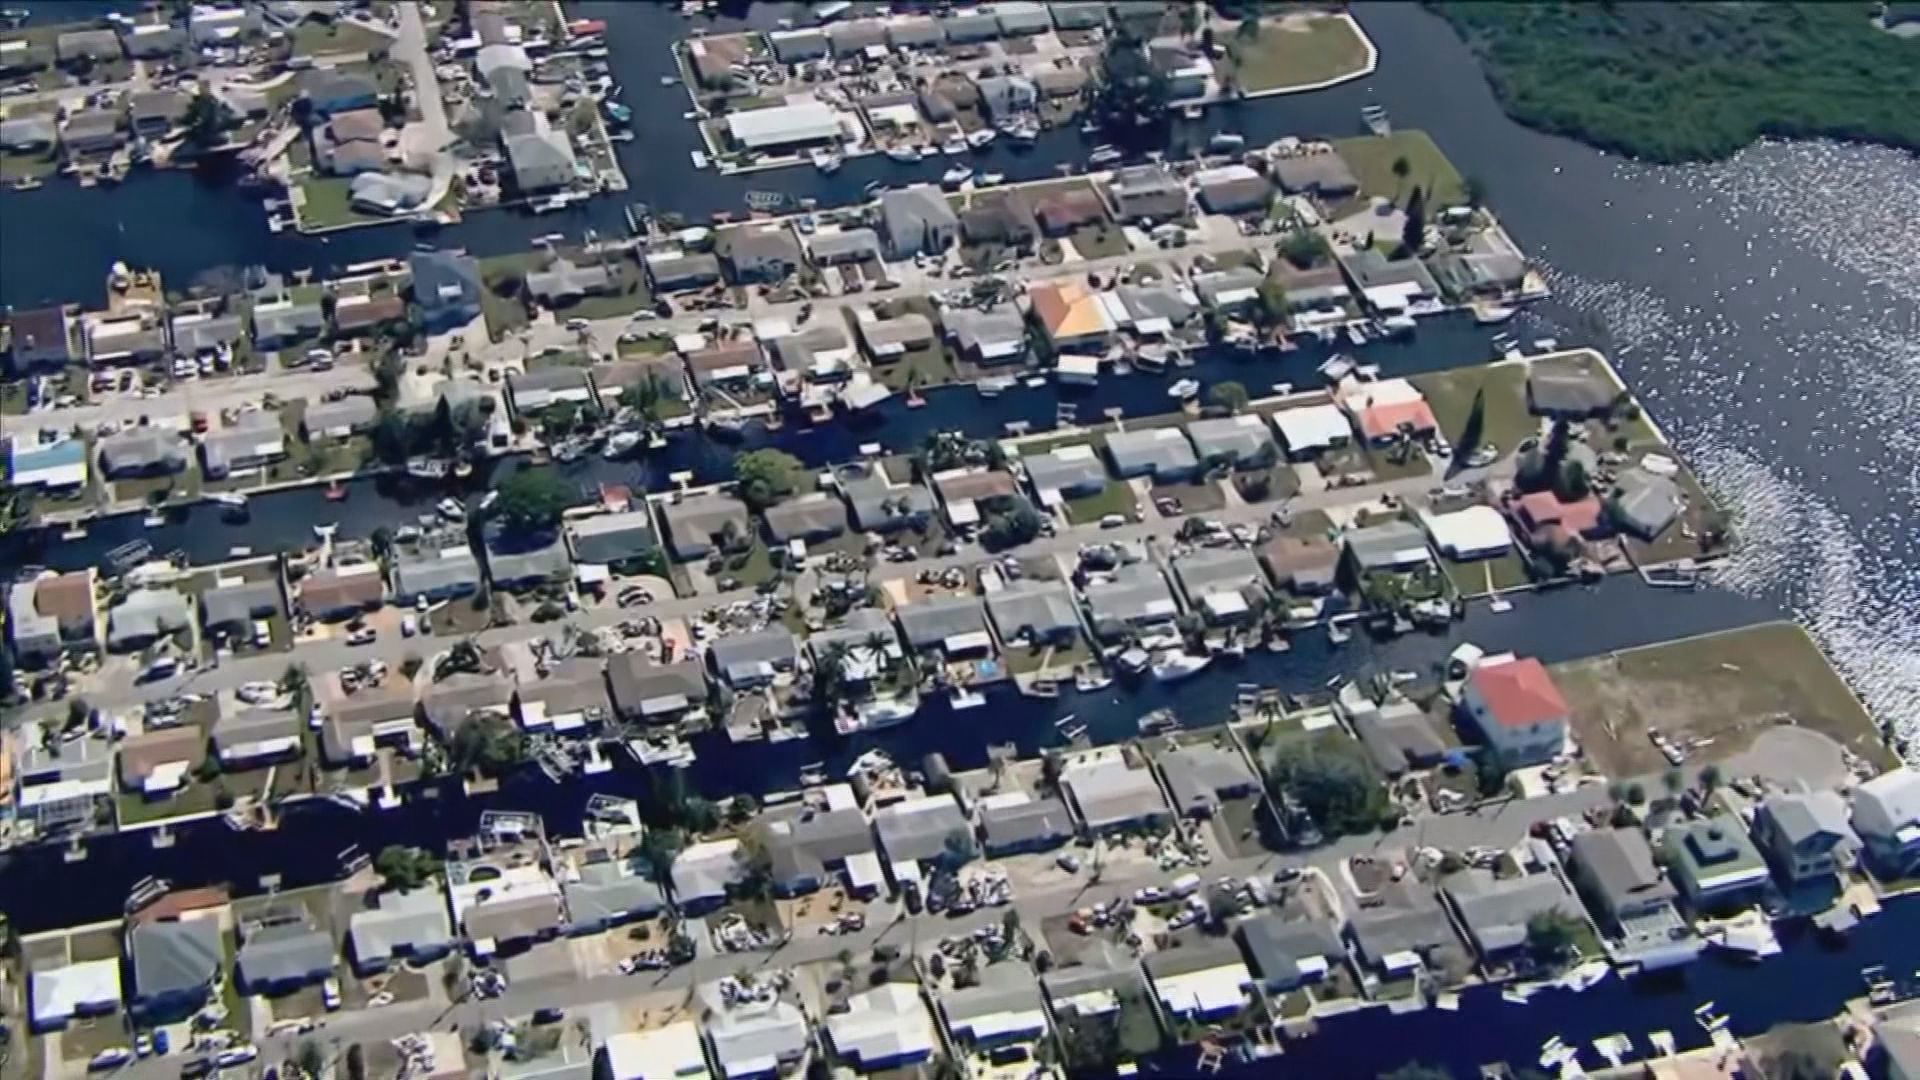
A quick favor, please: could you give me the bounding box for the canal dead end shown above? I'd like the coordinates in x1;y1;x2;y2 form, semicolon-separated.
1551;621;1896;783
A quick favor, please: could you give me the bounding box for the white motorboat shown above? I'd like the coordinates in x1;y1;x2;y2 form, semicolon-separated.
838;696;919;734
977;376;1014;397
1327;620;1352;645
604;430;643;458
1472;301;1518;325
1167;378;1200;400
978;171;1005;186
1116;647;1152;674
1138;708;1181;734
941;165;973;188
1360;103;1391;136
1087;146;1123;168
1381;314;1418;336
966;128;997;149
886;145;923;163
1208;133;1246;153
809;148;842;173
436;497;466;521
940;134;968;156
949;687;987;710
1073;664;1113;692
1150;651;1211;683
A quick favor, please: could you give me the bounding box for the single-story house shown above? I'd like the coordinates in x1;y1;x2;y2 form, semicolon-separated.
607;653;709;724
985;579;1083;649
199;578;282;638
347;888;456;974
708;627;799;689
301;396;379;441
1270;151;1359;199
894;594;991;657
1170;547;1268;626
661;491;751;560
1082;564;1179;641
1105;427;1199;481
128;918;223;1011
978;793;1075;856
1061;751;1171;835
764;493;850;543
236;922;335;995
1186;414;1278;469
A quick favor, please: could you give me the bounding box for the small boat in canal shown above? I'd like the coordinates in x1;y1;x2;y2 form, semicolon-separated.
1472;301;1518;325
323;481;349;502
949;687;987;710
1138;707;1181;734
1073;664;1113;692
886;145;924;163
810;148;843;174
941;165;973;188
1087;146;1124;169
966;128;997;150
601;99;632;124
436;497;466;522
1168;378;1200;401
1361;103;1391;136
1149;651;1211;683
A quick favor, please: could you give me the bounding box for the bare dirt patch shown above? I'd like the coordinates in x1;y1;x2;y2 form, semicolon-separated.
1552;621;1894;780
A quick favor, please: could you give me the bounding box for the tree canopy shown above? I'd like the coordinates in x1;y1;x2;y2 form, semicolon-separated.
374;844;442;891
1266;740;1394;838
1208;381;1250;414
1090;30;1170;141
493;467;574;533
1433;1;1920;164
733;448;806;510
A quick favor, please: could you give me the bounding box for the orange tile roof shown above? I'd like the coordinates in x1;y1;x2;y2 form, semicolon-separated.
1357;399;1437;441
1029;280;1109;339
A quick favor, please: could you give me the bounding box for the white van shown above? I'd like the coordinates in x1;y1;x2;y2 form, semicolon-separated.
1169;873;1202;899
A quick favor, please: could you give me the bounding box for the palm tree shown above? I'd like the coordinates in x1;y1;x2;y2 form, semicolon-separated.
814;642;851;705
863;631;894;673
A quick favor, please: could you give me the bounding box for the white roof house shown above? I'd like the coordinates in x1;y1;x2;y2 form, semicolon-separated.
1268;403;1353;457
1144;945;1253;1020
940;964;1049;1044
1419;506;1513;560
706;998;811;1079
1855;768;1920;873
825;982;938;1072
726;100;844;150
30;959;123;1027
601;1021;710;1080
672;838;746;907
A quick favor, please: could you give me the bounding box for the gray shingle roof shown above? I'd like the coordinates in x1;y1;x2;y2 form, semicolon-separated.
486;540;573;587
302;396;378;437
108;588;193;647
894;594;987;650
563;874;664;928
1235;915;1342;987
1063;757;1169;831
1157;742;1259;815
1023;446;1108;496
1083;564;1179;638
99;428;186;475
1105;427;1198;479
348;889;454;966
764;806;876;886
200;578;281;629
1349;888;1460;969
763;493;849;541
392;547;483;599
1171;548;1268;615
708;627;798;684
979;796;1074;852
1571;828;1674;913
237;923;334;988
1445;870;1582;956
1760;790;1854;848
567;509;658;565
879;184;958;257
131;919;222;1000
986;580;1081;644
873;795;971;864
1344;519;1433;571
1186;415;1277;464
606;654;708;719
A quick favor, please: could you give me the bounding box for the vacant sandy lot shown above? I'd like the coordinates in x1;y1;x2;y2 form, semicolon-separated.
1552;621;1894;780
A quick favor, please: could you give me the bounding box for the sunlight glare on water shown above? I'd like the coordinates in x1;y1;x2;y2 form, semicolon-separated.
1532;141;1920;751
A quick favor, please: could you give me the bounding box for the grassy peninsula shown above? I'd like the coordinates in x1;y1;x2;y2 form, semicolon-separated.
1431;2;1920;164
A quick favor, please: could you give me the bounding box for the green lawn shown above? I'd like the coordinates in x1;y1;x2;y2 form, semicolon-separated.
617;336;673;358
1067;221;1132;260
708;537;778;588
862;302;960;392
1441;552;1531;598
1332;131;1467;209
1224;13;1372;93
1411;362;1538;462
1063;480;1138;525
297;176;393;232
291;19;393;58
1;148;59;182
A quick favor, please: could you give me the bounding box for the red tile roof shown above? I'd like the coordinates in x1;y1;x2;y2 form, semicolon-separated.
1515;492;1605;537
1470;658;1568;729
1357;399;1436;441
